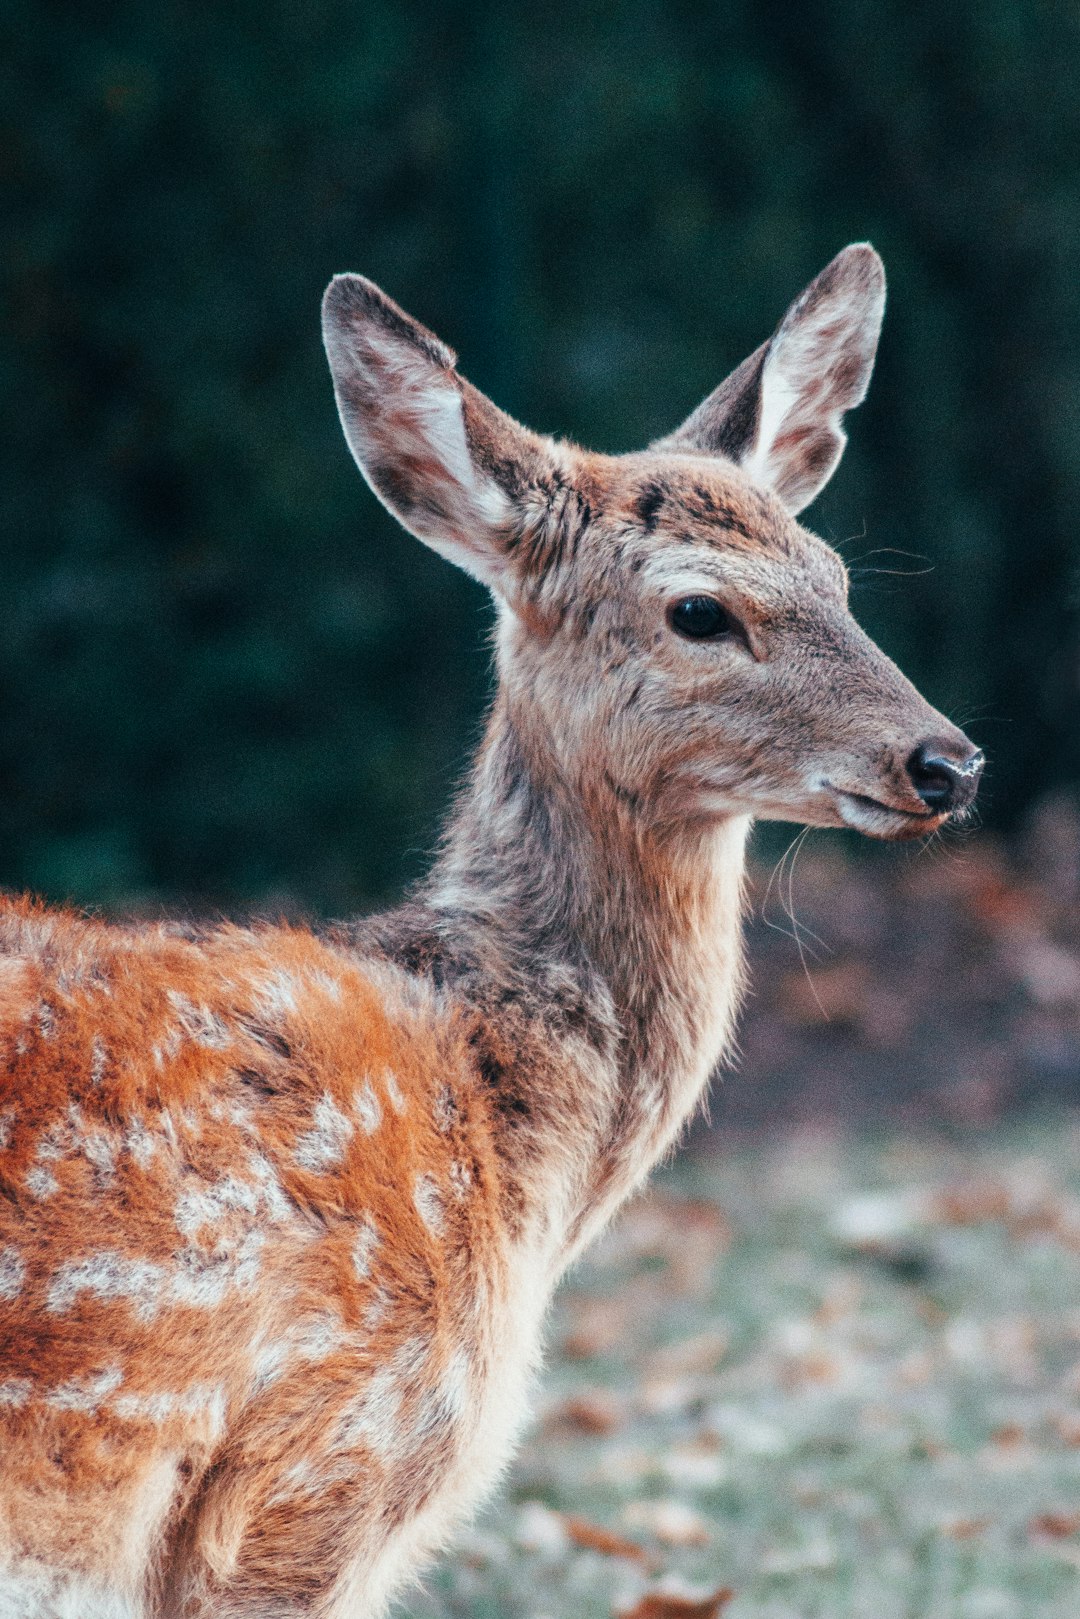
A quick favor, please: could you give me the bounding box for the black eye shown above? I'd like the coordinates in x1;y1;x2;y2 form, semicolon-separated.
669;596;738;641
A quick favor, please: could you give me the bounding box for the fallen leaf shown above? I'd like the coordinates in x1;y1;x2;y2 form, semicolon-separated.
932;1180;1012;1226
546;1390;622;1435
990;1423;1025;1449
644;1329;730;1379
616;1583;734;1619
1030;1512;1080;1539
941;1516;991;1540
564;1516;649;1563
1055;1414;1080;1447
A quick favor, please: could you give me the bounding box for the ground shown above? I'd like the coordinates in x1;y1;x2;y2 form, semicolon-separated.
408;1115;1080;1619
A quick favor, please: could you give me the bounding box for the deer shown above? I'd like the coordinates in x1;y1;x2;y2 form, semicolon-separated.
0;244;982;1618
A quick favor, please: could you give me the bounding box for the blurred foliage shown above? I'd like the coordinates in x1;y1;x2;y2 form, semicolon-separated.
1;0;1078;911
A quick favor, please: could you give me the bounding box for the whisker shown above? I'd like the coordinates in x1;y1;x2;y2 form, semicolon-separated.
849;563;936;580
760;827;831;1019
784;827;829;955
830;521;869;555
785;827;831;1018
846;546;931;565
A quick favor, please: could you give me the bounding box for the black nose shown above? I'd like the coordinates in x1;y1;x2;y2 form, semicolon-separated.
906;739;984;814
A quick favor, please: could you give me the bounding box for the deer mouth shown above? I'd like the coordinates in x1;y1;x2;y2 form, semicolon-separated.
828;786;941;840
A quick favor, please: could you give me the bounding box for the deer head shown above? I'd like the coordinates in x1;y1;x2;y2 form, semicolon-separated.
322;246;982;844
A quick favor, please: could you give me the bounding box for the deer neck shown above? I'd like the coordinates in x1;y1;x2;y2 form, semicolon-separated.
404;689;750;1251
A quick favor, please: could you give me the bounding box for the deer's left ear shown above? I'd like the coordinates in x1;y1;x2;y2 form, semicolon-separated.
654;244;886;514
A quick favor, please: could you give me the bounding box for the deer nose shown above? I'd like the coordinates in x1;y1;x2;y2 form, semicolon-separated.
906;738;984;814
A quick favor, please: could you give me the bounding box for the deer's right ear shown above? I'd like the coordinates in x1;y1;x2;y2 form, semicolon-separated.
654;244;886;514
322;275;550;594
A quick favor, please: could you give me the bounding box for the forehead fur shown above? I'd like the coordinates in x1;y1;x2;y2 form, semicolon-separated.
558;448;847;600
611;452;794;553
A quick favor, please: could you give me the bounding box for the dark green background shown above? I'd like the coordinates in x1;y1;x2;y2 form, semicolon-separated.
3;0;1078;913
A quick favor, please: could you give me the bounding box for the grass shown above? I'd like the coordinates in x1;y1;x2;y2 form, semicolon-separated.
408;1115;1080;1619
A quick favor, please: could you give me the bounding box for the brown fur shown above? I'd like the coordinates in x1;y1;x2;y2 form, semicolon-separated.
0;247;980;1617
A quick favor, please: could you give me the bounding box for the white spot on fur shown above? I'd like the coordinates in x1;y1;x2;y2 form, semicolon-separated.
383;1072;406;1114
47;1252;167;1321
46;1365;123;1413
274;1456;319;1499
352;1217;379;1281
83;1130;116;1180
249;1338;290;1392
335;1336;429;1460
166;991;232;1049
89;1036;108;1087
308;968;343;1002
0;1108;14;1149
190;1382;227;1440
412;1346;471;1445
335;1364;402;1459
36;1105;81;1160
33;1102;119;1184
47;1233;264;1321
37;1002;56;1039
432;1085;455;1133
295;1093;354;1172
113;1389;179;1423
0;1246;25;1300
250;1308;353;1394
253;969;301;1020
0;1378;31;1408
295;1313;347;1362
169;1231;264;1309
362;1286;390;1330
246;1151;298;1224
112;1383;225;1438
26;1165;58;1199
354;1080;381;1134
174;1159;300;1239
175;1174;260;1239
123;1117;156;1169
413;1173;445;1236
449;1160;472;1201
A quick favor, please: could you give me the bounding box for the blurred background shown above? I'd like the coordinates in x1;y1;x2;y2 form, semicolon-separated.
2;0;1079;1126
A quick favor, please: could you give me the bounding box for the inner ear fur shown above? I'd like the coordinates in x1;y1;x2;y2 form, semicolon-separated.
654;243;886;514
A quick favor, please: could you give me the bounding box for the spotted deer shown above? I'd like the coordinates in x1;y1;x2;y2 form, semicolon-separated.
0;245;982;1618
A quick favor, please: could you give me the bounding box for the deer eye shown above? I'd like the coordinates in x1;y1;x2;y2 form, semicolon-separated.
668;596;739;642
